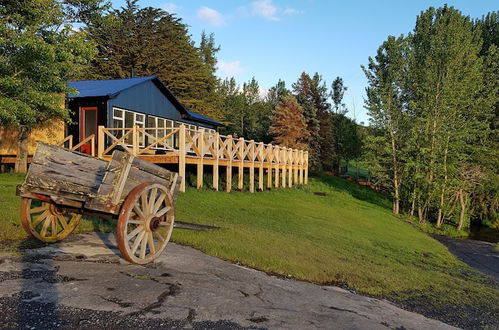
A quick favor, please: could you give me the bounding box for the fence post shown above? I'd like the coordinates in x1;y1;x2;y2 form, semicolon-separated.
274;145;280;188
294;149;298;184
258;142;264;191
91;135;96;157
197;128;204;190
267;144;273;189
304;151;309;184
249;140;255;193
97;126;104;159
226;135;232;192
281;148;288;188
238;137;244;191
179;124;186;192
288;148;293;187
213;132;219;191
132;125;139;155
299;150;304;184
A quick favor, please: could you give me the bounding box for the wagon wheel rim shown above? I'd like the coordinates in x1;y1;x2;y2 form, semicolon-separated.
20;198;81;243
117;183;174;264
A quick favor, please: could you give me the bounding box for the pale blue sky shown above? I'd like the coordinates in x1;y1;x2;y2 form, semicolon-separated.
112;1;498;124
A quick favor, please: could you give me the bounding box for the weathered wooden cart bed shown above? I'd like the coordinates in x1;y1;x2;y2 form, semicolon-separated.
17;143;181;264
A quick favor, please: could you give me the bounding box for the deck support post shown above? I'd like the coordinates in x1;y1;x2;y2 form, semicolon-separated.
132;125;139;156
304;151;309;184
97;125;105;159
179;124;186;192
237;137;244;191
267;144;273;189
274;145;280;188
249;140;255;193
226;135;232;192
213;132;219;191
197;129;204;190
258;142;264;191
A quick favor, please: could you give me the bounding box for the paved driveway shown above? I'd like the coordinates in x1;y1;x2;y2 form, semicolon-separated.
0;233;456;329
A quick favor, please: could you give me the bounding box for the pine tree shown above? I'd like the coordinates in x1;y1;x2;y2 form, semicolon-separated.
269;95;310;149
84;0;221;118
292;73;322;170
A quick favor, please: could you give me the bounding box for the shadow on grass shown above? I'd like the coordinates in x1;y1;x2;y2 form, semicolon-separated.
310;172;392;210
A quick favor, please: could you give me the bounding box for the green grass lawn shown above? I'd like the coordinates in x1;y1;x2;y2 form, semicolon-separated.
1;171;498;326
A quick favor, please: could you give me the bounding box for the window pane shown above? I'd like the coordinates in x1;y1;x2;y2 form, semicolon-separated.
136;114;145;123
124;112;134;144
147;116;156;127
113;109;123;118
113;119;123;139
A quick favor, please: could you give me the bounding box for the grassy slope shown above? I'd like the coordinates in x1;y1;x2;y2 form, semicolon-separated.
1;172;497;326
174;173;498;325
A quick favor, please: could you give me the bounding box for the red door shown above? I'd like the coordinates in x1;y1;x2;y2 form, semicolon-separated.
80;107;98;155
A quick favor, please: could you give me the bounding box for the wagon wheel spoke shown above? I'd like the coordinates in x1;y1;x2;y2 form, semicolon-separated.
152;193;166;214
153;231;165;242
147;232;156;254
32;210;49;227
127;225;144;240
155;206;171;218
140;233;148;259
148;188;158;214
40;216;52;237
133;204;146;220
57;215;68;230
29;205;48;214
131;231;145;255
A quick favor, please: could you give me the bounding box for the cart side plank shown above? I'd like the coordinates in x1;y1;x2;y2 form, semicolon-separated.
24;143;107;198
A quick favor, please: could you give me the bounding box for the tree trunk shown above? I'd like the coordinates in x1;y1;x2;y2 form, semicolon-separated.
410;198;415;217
15;126;29;173
457;189;466;231
418;207;423;222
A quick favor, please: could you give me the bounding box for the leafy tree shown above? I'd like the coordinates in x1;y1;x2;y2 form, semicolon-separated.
330;76;349;173
0;0;98;172
362;35;410;214
408;5;489;226
269;95;310;149
267;79;288;105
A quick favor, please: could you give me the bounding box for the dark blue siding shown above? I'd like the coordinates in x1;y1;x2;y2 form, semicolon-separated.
107;80;183;126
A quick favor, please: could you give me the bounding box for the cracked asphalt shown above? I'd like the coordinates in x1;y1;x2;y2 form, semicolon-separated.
0;233;457;329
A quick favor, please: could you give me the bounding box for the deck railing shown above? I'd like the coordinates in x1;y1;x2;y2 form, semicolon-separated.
96;124;308;192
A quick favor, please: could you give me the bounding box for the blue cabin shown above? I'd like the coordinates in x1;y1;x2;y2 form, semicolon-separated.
67;76;222;154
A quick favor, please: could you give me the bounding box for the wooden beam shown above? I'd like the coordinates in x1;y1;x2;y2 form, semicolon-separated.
179;124;186;192
288;148;293;187
197;129;204;190
299;150;304;184
274;145;280;188
226;135;232;192
258;142;264;191
238;137;244;191
132;125;139;155
281;147;286;188
304;150;309;184
98;126;105;159
213;132;219;191
249;140;255;193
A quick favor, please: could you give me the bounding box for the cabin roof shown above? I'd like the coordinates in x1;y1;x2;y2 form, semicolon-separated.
67;76;223;127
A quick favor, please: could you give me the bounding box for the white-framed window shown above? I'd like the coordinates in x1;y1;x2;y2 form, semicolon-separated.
112;107;145;146
147;115;174;149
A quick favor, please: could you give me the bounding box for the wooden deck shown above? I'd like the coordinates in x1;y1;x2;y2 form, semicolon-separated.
2;124;309;193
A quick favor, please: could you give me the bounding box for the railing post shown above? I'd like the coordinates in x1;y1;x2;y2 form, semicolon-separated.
132;125;139;156
267;144;273;189
274;145;280;188
179;124;186;192
91;135;96;157
226;135;233;192
238;137;244;191
258;142;264;191
97;126;104;159
304;151;309;184
281;147;288;188
293;149;298;184
249;140;255;193
288;148;293;187
69;136;73;150
299;150;304;184
213;132;219;191
197;128;204;190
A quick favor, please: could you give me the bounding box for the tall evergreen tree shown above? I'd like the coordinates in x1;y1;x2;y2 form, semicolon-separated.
84;0;221;118
292;73;322;170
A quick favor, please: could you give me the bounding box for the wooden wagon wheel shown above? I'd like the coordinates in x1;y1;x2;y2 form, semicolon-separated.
117;182;175;264
20;198;81;243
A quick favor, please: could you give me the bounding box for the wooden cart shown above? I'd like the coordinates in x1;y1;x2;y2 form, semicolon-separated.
16;143;181;265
